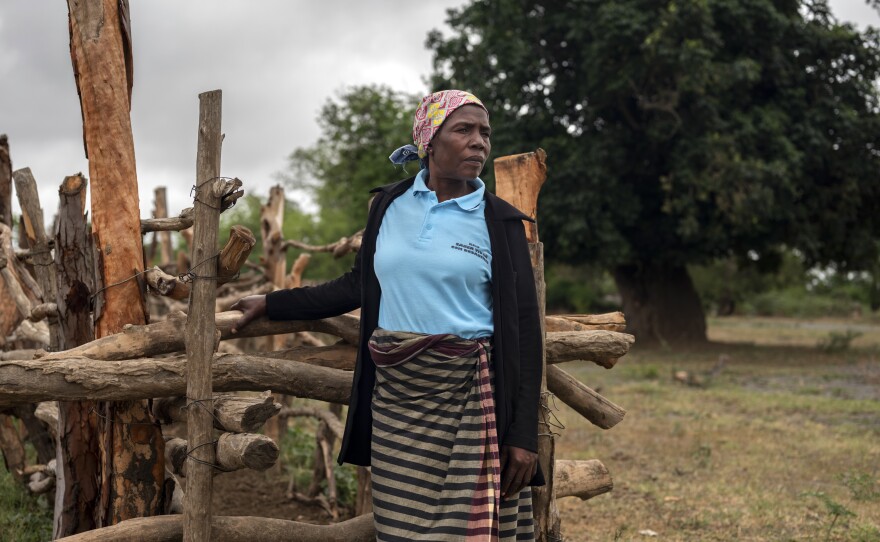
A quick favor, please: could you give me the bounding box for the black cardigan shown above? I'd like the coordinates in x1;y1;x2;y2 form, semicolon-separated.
265;177;545;484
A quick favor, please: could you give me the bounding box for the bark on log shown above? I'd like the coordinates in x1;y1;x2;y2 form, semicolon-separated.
152;392;280;433
0;353;354;407
152;187;174;265
0;413;26;483
265;343;358;370
185;89;224;542
0;136;17;339
215;432;278;471
13;167;62;349
282;229;364;259
55;513;376;542
285;252;311;289
35;401;59;441
67;0;163;524
495;149;559;541
554;459;613;501
494;149;546;243
0;135;11;227
36;312;360;362
546;365;626;429
164;433;279;477
54;172;100;537
141;207;194;234
144;222;254;301
279;407;345;441
545;330;634;368
546;313;627;333
0;224;35;321
0;349;37;360
29;303;59;322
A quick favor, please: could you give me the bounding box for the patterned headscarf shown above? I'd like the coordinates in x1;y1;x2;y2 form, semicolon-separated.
389;90;488;165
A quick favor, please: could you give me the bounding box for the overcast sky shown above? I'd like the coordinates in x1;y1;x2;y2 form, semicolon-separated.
0;1;877;224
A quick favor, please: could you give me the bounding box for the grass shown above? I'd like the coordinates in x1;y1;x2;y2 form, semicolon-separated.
0;468;53;542
556;316;880;541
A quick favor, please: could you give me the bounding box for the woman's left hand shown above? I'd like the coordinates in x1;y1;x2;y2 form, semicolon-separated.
500;445;538;500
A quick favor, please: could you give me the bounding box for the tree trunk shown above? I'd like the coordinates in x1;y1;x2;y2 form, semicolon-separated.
54;173;101;538
613;262;707;345
66;0;163;525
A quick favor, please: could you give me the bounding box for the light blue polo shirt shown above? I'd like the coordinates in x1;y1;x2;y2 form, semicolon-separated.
375;169;493;339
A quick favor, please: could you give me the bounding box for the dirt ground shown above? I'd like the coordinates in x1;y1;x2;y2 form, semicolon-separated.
212;468;335;523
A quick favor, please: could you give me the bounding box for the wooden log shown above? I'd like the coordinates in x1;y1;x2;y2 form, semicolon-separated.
546;313;627;333
0;135;11;227
13;167;62;349
152;392;280;433
0;413;26;483
29;302;59;322
0;137;16;339
0;353;353;408
36;311;360;362
285;252;311;289
545;330;634;368
546;365;626;429
282;229;364;259
29;469;56;494
494;149;546;244
279;407;345;441
153;187;174;265
554;459;613;501
0;349;37;361
216;432;278;471
0;224;35;319
495;148;559;541
13;403;55;465
67;0;163;524
144;222;254;301
265;343;358;370
164;433;279;477
185;89;224;542
54;172;100;537
55;512;376;542
9;319;50;346
141;207;194;234
34;401;59;441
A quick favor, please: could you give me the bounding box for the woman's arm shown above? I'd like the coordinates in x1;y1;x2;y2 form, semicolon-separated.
229;250;362;333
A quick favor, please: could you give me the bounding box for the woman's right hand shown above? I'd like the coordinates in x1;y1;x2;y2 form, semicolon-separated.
229;294;267;334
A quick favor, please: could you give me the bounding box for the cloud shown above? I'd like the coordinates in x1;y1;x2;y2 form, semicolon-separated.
0;1;467;220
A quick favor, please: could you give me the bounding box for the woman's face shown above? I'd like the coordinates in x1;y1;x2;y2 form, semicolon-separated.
428;105;491;182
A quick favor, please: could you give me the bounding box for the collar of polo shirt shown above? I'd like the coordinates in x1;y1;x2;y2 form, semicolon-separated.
412;169;485;212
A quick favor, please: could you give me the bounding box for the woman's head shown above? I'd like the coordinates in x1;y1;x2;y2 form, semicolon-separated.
389;90;491;178
412;90;488;160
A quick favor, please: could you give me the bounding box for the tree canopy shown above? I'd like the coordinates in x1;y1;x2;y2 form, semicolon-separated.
428;0;880;342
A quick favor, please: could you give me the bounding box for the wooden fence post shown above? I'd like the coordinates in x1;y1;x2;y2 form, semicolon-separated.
184;89;223;542
494;149;561;541
0;135;11;227
66;0;164;525
53;173;100;537
13;167;63;350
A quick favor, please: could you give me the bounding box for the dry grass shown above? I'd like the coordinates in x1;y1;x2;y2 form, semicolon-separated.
554;317;880;541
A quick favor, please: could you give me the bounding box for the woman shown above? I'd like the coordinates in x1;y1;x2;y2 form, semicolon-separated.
231;90;543;541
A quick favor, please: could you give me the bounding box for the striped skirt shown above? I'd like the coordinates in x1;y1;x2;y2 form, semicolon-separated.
368;328;535;541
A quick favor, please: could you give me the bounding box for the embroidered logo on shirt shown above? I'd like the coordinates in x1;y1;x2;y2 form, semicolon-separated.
451;242;489;264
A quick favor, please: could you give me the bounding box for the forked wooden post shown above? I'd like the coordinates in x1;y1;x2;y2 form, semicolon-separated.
494;149;561;540
184;89;223;542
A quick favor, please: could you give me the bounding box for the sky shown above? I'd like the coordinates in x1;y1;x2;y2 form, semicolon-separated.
0;1;878;225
